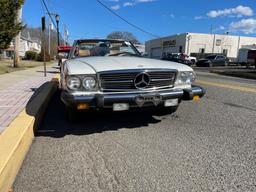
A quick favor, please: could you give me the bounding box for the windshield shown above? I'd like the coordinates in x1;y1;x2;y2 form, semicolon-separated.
72;40;140;58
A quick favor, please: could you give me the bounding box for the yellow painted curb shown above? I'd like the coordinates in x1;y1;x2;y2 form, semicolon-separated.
0;75;59;192
196;79;256;94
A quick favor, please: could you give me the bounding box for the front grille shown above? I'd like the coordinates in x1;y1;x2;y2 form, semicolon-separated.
99;69;176;91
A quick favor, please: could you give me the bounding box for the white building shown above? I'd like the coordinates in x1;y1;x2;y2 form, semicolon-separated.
145;32;256;61
2;36;41;59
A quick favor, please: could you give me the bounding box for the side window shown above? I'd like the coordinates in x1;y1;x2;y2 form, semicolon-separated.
216;56;224;60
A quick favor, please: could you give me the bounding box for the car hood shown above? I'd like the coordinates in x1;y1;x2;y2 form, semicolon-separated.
66;56;193;75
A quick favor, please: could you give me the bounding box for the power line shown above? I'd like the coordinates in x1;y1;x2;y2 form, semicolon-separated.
39;0;46;16
40;0;57;29
96;0;160;38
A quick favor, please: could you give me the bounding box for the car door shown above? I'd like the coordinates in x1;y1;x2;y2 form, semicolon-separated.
215;56;225;66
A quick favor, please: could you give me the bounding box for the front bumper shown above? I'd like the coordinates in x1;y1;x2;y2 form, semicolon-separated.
61;85;205;109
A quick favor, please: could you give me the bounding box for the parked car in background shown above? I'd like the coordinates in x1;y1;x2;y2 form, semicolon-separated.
186;55;197;65
162;53;193;66
58;45;72;66
60;39;205;122
196;55;229;67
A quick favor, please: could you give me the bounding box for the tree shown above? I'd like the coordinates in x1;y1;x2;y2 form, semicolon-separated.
107;31;140;44
0;0;24;51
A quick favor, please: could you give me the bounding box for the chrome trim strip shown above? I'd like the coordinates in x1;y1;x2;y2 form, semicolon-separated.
98;68;178;74
150;78;174;82
101;80;134;83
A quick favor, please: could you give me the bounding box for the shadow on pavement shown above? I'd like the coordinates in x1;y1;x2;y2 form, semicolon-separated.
36;91;161;138
52;66;60;70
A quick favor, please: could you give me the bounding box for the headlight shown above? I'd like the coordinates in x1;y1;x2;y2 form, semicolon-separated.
188;71;196;82
66;76;81;90
82;77;96;90
180;72;188;82
175;71;196;85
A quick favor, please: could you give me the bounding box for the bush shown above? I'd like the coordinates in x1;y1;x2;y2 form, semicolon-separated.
25;51;38;60
36;51;51;62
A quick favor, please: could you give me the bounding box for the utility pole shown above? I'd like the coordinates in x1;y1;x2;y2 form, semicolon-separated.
42;17;46;77
186;34;191;55
13;4;22;68
63;25;66;45
48;20;52;58
66;27;69;45
46;13;60;63
212;34;216;54
64;25;69;45
46;13;60;58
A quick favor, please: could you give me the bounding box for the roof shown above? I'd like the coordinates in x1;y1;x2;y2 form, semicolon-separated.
20;36;41;45
146;32;256;42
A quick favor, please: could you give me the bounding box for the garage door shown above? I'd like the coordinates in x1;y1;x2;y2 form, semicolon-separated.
151;47;161;59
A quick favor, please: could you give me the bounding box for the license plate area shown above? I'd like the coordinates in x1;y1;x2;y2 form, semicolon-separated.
135;94;162;107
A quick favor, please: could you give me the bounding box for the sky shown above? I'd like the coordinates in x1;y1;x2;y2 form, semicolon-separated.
22;0;256;43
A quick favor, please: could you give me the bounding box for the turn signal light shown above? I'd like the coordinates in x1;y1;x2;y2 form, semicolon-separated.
77;103;90;110
193;95;200;101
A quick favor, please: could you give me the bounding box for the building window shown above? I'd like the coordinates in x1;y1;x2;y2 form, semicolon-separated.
199;48;205;53
223;49;228;56
163;40;176;48
6;51;14;58
179;46;183;53
216;39;221;46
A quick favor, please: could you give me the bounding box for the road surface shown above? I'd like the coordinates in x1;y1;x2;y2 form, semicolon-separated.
14;70;256;192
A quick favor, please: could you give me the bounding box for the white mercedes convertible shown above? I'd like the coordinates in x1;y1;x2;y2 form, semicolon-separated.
60;39;205;121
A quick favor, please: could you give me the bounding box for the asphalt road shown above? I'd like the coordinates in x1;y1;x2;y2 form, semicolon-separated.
14;71;256;192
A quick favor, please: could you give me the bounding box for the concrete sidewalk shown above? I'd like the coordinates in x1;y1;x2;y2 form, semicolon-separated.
0;64;58;133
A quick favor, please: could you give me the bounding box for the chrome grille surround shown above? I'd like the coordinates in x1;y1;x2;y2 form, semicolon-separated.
98;69;177;92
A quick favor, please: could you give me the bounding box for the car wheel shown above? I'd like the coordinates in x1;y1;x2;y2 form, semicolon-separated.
191;59;195;65
209;62;213;67
65;107;78;123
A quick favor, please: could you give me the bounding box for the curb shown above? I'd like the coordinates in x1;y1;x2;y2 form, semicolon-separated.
0;76;59;192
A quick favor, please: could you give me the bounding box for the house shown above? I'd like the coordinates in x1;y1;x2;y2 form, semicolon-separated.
2;36;41;59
